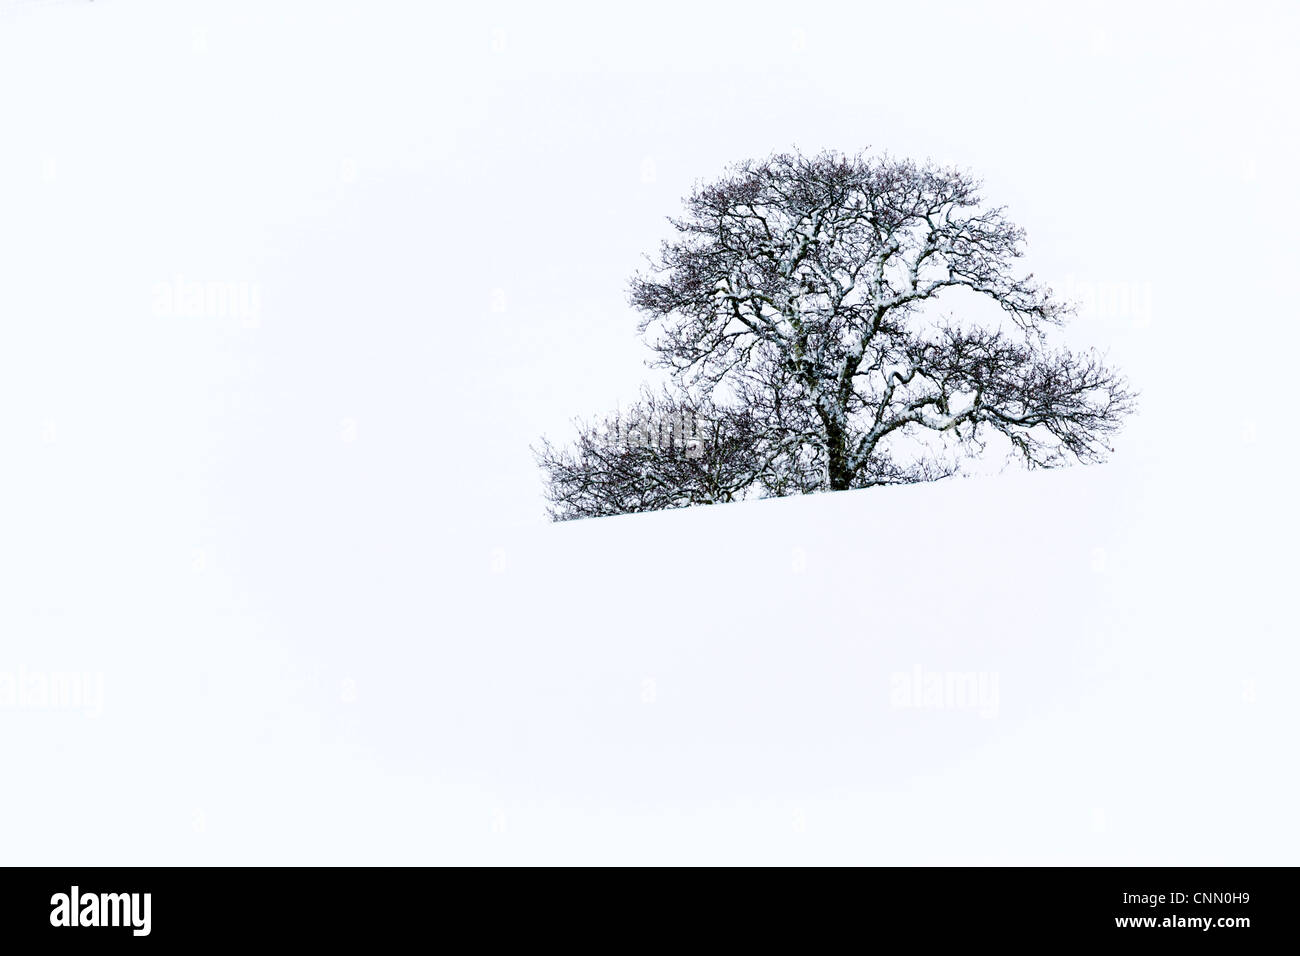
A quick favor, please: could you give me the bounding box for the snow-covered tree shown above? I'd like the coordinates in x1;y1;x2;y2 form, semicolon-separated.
535;389;787;520
537;149;1134;518
630;149;1135;492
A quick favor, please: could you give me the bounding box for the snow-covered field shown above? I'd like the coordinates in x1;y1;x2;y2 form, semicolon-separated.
3;453;1293;865
1;0;1296;865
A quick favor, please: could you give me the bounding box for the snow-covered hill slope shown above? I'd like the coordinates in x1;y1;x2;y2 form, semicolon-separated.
394;465;1290;865
5;458;1290;865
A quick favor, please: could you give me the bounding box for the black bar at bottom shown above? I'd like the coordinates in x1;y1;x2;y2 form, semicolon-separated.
0;866;1287;944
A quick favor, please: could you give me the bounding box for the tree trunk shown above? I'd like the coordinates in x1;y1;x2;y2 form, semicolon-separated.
824;420;852;491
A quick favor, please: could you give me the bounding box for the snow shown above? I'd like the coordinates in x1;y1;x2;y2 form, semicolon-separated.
2;0;1297;867
4;454;1291;864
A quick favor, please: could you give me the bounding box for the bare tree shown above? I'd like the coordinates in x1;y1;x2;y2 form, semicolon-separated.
537;149;1134;518
535;388;782;521
629;149;1135;491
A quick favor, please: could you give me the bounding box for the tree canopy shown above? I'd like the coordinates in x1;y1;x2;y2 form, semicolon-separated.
538;149;1134;520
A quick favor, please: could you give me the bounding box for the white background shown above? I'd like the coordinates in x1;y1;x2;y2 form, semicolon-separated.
1;0;1296;863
